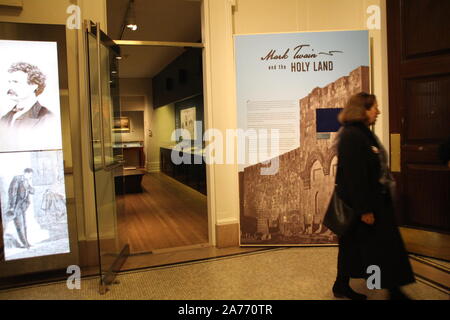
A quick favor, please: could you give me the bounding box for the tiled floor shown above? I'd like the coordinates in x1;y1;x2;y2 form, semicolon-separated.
0;247;447;300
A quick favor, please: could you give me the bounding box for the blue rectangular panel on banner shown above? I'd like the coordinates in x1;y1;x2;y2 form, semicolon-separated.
316;108;343;132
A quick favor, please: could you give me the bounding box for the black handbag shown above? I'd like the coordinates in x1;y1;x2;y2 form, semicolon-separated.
323;188;357;236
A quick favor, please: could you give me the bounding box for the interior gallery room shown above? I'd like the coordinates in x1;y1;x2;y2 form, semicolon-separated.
0;0;448;301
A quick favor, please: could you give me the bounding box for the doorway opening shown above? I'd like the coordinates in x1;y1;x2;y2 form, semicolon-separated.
106;0;210;267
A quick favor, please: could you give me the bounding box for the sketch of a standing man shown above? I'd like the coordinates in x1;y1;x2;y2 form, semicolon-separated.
6;168;35;249
1;62;54;129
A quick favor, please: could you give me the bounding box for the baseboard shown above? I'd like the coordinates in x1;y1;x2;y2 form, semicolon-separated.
147;161;160;173
400;227;450;261
216;223;240;248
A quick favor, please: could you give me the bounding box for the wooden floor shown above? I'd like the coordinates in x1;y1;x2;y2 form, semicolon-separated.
117;172;208;254
400;227;450;261
409;255;450;294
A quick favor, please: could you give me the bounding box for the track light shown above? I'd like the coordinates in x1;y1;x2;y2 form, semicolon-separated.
125;0;138;31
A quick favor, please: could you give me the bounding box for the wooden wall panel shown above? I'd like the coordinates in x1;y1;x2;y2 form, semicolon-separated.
388;0;450;234
405;74;450;142
405;166;450;231
403;0;450;59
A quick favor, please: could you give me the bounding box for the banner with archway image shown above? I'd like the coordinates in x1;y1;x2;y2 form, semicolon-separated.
235;30;370;245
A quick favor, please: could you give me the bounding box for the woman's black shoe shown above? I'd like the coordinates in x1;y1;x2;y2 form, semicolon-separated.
332;281;367;300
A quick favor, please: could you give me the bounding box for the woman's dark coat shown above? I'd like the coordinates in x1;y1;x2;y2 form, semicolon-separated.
336;122;415;289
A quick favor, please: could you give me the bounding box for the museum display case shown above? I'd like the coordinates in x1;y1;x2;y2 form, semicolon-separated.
160;145;206;195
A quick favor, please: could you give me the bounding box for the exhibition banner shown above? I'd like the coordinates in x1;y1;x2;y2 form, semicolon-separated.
0;40;69;261
235;30;370;245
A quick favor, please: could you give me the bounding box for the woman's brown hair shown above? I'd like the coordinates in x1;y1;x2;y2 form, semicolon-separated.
338;92;377;124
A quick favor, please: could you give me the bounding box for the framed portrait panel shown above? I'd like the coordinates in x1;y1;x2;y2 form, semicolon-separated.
0;22;77;278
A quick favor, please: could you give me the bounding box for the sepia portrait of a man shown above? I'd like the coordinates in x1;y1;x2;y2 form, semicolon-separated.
0;58;62;152
1;62;55;130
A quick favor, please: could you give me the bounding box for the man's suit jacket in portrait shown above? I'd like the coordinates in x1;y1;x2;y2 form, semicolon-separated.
0;101;61;152
0;101;54;130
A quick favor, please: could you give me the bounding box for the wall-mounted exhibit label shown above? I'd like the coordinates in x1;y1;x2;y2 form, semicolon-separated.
0;40;69;261
235;30;369;246
245;100;299;166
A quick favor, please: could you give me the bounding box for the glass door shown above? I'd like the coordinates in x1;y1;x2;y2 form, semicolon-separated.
86;21;129;294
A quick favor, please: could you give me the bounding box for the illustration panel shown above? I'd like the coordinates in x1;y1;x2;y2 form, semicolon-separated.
0;150;69;261
0;40;63;152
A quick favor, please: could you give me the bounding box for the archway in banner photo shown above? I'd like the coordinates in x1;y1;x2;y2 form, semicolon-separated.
310;160;327;234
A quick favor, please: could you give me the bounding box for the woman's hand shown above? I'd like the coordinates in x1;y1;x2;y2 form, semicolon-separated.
361;213;375;225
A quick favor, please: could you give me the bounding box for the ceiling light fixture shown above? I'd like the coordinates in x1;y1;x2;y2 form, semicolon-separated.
125;0;138;31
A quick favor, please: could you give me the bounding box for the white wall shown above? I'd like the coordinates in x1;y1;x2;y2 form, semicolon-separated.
151;103;176;172
120;111;145;142
119;78;153;170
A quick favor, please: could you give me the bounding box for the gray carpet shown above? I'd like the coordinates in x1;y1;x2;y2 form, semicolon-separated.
0;247;448;300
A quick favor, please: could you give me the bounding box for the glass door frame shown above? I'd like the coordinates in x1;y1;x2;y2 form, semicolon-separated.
85;20;129;294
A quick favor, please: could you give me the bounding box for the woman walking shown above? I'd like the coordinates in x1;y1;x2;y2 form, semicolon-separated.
332;92;415;300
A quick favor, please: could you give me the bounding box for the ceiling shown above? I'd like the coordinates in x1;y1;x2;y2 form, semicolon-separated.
107;0;202;79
